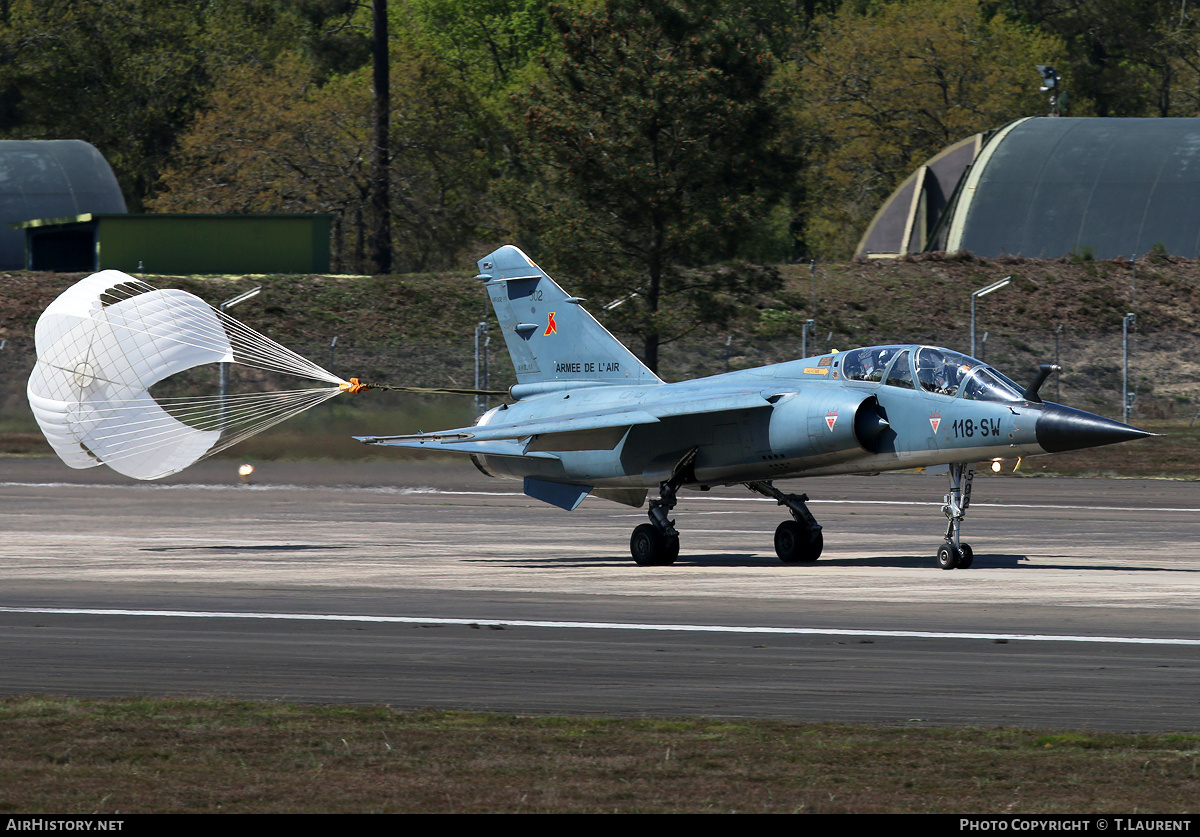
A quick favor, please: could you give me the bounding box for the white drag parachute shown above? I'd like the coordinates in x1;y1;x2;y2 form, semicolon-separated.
27;270;347;480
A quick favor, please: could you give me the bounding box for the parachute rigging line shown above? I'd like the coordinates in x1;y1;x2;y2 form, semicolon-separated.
89;277;344;384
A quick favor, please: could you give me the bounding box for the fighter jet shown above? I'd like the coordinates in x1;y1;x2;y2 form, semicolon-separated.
359;245;1150;569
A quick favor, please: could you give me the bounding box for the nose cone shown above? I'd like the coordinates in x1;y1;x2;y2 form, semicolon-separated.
1035;402;1152;453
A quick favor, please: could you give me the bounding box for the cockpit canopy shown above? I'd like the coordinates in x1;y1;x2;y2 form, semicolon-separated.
839;345;1025;403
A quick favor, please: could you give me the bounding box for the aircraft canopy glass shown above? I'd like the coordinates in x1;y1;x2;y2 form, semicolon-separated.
914;347;1024;401
840;345;906;383
842;346;1025;403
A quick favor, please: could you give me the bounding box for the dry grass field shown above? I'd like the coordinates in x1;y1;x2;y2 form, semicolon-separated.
2;698;1198;814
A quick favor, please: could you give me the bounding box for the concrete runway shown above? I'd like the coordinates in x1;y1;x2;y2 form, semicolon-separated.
1;454;1198;731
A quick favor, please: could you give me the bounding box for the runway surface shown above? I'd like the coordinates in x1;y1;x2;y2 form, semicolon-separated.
1;454;1198;731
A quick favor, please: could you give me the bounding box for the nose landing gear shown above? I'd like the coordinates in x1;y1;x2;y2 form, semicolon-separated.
938;463;975;569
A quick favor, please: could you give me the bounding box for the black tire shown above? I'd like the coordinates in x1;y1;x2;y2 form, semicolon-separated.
937;542;960;570
663;535;680;564
775;520;822;563
631;523;676;566
957;543;974;569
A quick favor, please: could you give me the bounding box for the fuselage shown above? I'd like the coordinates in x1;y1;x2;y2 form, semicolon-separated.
471;344;1145;489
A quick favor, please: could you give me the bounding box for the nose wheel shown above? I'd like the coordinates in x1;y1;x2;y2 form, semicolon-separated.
938;463;975;570
936;541;973;570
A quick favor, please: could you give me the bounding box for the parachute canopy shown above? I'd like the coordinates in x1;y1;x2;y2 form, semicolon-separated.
28;270;346;480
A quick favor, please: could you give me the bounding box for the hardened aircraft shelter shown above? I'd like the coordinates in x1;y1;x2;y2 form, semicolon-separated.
0;140;126;270
857;117;1200;260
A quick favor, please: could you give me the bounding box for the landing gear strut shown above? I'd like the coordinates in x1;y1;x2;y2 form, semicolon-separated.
630;448;698;566
746;480;824;563
938;463;975;570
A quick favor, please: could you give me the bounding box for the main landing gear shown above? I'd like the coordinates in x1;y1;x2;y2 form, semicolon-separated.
937;462;975;570
629;447;698;566
628;458;976;570
745;480;824;563
628;450;829;566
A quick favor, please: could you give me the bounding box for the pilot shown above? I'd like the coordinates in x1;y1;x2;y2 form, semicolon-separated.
868;348;892;382
939;362;962;396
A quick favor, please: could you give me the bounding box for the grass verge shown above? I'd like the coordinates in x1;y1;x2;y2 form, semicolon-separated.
1;697;1197;813
1008;420;1200;478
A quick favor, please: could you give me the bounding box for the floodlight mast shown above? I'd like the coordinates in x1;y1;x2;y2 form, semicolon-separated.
1123;312;1136;423
1036;64;1064;116
971;277;1010;358
474;321;490;415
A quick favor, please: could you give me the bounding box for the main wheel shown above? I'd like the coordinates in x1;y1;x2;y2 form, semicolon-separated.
775;520;823;563
936;542;960;570
631;523;677;566
663;534;680;563
957;543;974;569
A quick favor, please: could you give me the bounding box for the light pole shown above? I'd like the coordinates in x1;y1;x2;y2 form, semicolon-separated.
1036;64;1065;116
809;259;817;321
971;277;1011;358
474;321;490;415
1123;312;1136;423
218;286;262;429
1054;324;1062;403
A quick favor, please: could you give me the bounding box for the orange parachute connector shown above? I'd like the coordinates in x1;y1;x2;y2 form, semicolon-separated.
339;377;372;394
337;378;509;397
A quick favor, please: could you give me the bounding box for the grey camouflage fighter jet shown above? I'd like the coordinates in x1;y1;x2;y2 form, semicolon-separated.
359;245;1150;569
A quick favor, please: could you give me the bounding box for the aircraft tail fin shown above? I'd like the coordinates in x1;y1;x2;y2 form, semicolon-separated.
477;246;661;395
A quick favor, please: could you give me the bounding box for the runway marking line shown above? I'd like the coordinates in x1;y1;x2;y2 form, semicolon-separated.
2;606;1197;646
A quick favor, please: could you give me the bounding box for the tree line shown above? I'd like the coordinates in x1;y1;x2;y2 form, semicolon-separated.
1;0;1196;368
